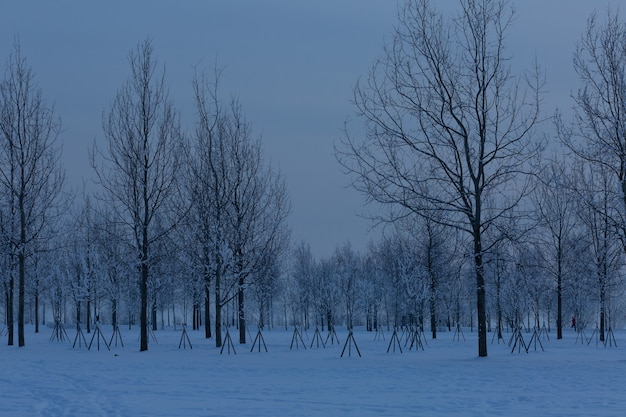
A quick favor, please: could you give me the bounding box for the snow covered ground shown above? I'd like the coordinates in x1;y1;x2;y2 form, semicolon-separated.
1;324;625;416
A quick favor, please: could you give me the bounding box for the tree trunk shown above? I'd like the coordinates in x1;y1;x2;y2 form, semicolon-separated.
18;190;26;347
76;301;81;332
374;305;378;331
600;287;606;342
152;300;157;332
7;281;13;345
430;285;437;339
18;250;25;347
238;277;246;344
259;300;265;330
87;298;91;333
112;298;117;328
496;273;503;340
93;288;98;325
205;284;211;338
427;230;437;339
557;247;563;339
326;309;333;331
34;284;39;333
474;227;487;357
140;259;149;352
215;271;222;348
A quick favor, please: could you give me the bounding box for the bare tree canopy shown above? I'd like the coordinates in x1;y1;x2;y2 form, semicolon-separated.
563;8;626;251
337;0;543;357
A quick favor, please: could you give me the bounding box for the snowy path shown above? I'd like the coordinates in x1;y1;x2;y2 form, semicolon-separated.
1;326;625;416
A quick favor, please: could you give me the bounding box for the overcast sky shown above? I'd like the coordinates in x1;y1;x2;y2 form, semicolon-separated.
0;0;620;258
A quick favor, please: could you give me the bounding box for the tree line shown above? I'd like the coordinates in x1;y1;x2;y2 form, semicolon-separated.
0;39;290;351
2;1;626;358
338;0;626;357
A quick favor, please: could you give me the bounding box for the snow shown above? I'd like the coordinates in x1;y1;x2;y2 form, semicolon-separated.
1;325;625;416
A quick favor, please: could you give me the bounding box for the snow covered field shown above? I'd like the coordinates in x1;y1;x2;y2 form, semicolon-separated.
1;325;625;417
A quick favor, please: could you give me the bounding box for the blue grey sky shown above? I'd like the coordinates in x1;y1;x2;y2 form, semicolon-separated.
0;0;619;257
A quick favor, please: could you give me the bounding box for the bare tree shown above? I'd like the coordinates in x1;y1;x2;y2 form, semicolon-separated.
226;114;290;345
360;248;386;332
316;257;341;332
188;69;290;346
404;213;456;339
187;70;236;346
250;250;283;330
94;208;133;331
375;231;422;329
565;9;626;256
290;241;315;329
337;0;542;357
92;39;183;351
484;237;511;340
573;162;623;341
333;242;361;331
0;42;65;347
532;160;580;339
